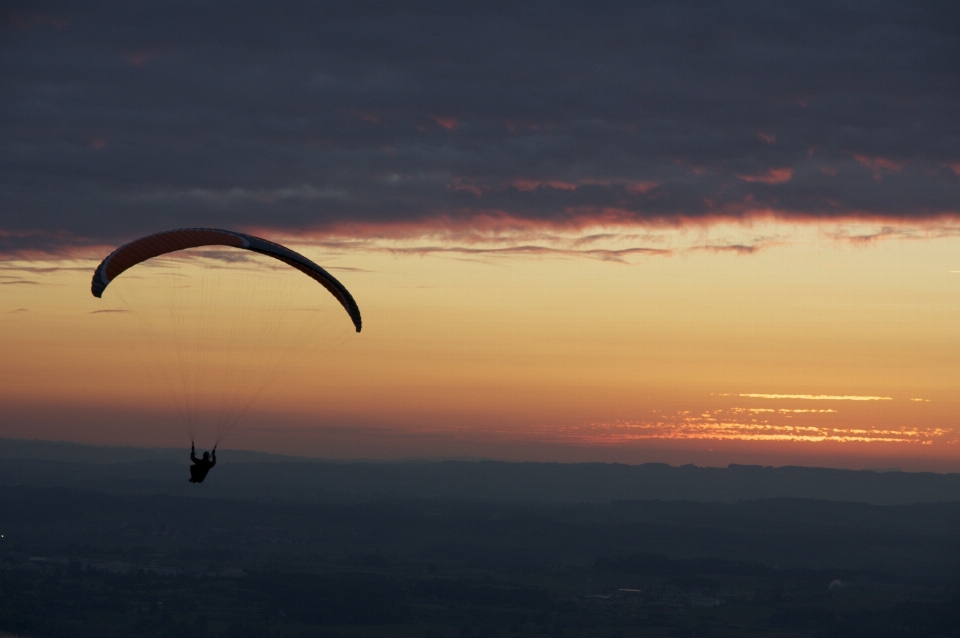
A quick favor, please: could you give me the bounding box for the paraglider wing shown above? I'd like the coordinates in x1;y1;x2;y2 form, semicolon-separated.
91;228;362;331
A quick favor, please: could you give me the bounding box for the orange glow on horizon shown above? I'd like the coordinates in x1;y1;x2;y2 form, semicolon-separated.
3;220;960;469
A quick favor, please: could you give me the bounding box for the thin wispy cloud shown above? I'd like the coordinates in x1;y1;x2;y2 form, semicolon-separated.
688;243;765;255
383;244;672;262
280;223;788;265
325;266;374;273
732;407;837;414
739;394;893;401
827;225;960;245
0;265;90;274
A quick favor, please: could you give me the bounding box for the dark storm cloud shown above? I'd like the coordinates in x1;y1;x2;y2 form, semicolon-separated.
2;0;959;251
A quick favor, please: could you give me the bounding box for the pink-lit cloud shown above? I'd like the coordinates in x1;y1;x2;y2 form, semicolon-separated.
512;179;579;192
447;178;661;196
854;155;906;179
432;117;458;130
736;168;793;184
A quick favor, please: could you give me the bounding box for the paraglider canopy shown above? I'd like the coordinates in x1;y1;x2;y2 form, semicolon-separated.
91;228;361;332
90;227;361;450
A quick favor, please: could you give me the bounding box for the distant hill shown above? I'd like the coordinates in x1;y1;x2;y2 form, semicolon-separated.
1;438;958;505
0;438;296;464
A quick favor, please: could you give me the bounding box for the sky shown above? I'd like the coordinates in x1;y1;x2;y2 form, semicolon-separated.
2;1;960;470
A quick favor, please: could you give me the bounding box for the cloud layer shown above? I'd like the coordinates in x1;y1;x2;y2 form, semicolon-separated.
3;1;959;251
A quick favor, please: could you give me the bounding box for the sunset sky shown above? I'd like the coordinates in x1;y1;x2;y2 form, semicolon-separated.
3;2;960;470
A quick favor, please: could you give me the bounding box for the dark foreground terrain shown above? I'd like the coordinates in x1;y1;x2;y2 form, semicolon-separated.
4;439;960;505
1;484;959;638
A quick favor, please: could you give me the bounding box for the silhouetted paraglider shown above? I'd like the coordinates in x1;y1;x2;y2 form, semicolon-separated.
189;442;216;483
91;228;362;483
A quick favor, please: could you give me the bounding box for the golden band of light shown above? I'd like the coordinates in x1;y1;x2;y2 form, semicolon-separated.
739;394;893;401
